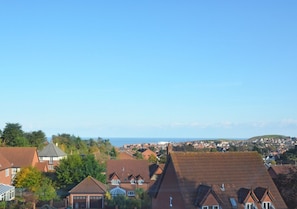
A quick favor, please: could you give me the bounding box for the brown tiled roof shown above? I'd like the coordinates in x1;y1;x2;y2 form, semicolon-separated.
35;162;48;172
194;184;212;206
164;152;287;209
107;159;150;183
117;151;135;160
141;149;157;160
269;164;297;176
0;147;38;168
69;176;106;194
0;152;12;171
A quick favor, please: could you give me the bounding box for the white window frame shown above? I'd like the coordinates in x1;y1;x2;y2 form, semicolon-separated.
111;179;120;185
245;203;254;209
262;202;271;209
5;168;9;177
127;191;135;197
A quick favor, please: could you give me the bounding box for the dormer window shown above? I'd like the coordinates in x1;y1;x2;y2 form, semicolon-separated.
245;203;255;209
111;179;120;185
130;179;136;184
202;205;219;209
138;179;144;185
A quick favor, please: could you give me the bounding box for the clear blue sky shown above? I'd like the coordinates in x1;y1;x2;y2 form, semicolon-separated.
1;1;296;139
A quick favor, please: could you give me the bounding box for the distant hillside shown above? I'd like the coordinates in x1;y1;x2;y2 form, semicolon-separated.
247;134;289;142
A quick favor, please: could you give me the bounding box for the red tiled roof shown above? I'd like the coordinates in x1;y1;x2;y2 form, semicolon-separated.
157;152;287;209
107;159;150;183
69;176;106;194
269;164;297;176
35;162;48;172
0;147;38;168
117;151;135;160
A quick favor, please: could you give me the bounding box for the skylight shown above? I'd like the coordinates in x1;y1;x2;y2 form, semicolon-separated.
230;198;237;208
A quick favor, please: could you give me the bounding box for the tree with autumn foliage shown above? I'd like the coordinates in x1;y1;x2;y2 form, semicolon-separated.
13;166;56;209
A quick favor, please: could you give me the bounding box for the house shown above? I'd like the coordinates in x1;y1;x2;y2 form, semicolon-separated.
0;147;43;181
151;151;287;209
0;184;15;201
267;164;297;209
139;148;157;160
67;176;107;209
106;159;150;197
38;142;67;171
0;152;15;202
117;151;135;160
0;152;13;185
149;163;164;181
267;164;297;179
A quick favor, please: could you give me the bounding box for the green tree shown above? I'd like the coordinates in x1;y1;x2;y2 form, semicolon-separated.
148;154;157;163
35;178;56;202
25;130;47;149
14;167;42;192
280;147;297;164
55;154;105;189
1;123;27;146
106;189;151;209
134;151;143;160
13;166;56;209
52;134;89;154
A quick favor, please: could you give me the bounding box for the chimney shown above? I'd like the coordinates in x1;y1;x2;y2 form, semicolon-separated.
167;143;173;156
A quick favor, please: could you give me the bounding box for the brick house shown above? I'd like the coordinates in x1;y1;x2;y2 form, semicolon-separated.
38;142;67;171
0;152;13;185
267;164;297;179
0;147;46;181
139;148;157;160
68;176;107;209
0;147;44;202
106;159;150;197
151;152;287;209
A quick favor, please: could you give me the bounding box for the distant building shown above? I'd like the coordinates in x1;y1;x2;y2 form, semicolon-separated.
138;148;157;160
117;151;135;160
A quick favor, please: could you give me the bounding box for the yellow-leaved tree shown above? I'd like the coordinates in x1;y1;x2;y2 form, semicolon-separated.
13;166;56;209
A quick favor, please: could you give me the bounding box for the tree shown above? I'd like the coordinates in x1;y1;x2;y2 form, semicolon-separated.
14;167;42;192
279;147;297;164
55;154;105;189
1;123;27;146
25;130;47;149
35;178;56;202
13;166;56;209
106;189;151;209
148;154;157;163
